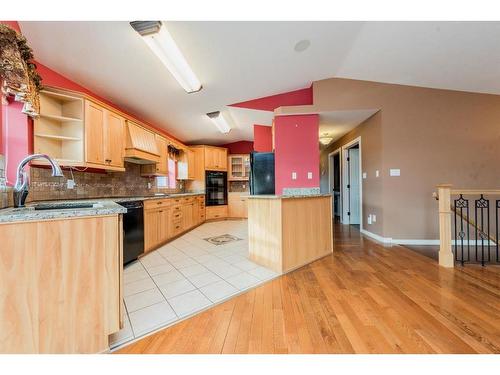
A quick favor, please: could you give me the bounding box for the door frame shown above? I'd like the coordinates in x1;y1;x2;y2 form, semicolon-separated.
341;137;363;229
327;147;342;220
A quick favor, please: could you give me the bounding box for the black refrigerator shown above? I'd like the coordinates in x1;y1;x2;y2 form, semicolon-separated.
249;152;275;195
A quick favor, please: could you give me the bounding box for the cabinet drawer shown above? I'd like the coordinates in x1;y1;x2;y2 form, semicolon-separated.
206;205;228;220
171;205;182;212
171;211;183;220
144;199;169;210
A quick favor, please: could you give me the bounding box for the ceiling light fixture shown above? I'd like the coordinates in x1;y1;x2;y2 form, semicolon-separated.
319;134;333;146
207;111;231;134
130;21;202;93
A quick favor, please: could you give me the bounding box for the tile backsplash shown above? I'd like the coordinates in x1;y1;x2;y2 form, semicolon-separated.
27;162;182;202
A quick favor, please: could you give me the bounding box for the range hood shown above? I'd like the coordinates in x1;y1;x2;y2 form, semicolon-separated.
124;121;160;164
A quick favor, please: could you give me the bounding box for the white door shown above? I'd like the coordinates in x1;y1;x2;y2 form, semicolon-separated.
348;148;360;224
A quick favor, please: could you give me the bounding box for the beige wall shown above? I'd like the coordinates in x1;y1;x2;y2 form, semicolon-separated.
317;78;500;240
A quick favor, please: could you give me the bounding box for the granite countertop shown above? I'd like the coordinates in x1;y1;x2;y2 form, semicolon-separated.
246;193;332;199
0;192;205;223
111;192;204;203
0;200;127;223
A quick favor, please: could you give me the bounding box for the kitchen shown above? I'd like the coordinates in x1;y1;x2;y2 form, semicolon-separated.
0;20;332;354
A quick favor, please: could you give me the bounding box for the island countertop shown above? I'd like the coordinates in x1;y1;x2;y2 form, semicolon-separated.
246;193;331;199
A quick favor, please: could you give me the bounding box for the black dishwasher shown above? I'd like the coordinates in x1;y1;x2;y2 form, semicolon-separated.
118;200;144;265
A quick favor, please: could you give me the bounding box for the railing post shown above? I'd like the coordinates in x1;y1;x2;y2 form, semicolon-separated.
437;184;454;268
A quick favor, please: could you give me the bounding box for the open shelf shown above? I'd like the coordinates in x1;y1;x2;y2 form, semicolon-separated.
35;133;82;141
39;114;82;123
33;90;85;165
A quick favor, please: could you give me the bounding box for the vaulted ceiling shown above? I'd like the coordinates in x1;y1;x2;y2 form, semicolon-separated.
19;21;500;145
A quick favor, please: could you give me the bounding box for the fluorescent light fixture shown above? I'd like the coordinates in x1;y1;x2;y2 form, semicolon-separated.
130;21;202;93
207;111;231;134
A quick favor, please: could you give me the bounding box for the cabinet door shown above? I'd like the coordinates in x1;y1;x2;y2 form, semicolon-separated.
105;111;125;168
85;100;105;165
181;203;194;230
204;148;216;170
156;136;168;175
144;209;160;252
187;149;195;179
192;201;200;225
243;155;250;178
158;208;170;243
218;148;228;171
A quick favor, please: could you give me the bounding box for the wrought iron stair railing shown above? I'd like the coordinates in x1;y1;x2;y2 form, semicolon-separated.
434;185;500;267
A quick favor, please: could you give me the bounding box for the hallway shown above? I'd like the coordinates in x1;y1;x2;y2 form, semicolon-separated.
116;223;500;354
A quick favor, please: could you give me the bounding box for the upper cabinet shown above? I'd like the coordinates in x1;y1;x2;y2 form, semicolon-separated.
204;146;228;171
228;154;250;180
177;148;195;180
85;100;125;170
33;87;190;173
33;90;85;166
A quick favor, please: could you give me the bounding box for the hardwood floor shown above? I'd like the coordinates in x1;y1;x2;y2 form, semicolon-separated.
115;223;500;354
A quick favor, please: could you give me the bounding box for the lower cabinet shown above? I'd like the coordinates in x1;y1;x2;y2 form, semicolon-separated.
228;192;248;218
144;207;170;253
206;205;228;220
143;195;206;253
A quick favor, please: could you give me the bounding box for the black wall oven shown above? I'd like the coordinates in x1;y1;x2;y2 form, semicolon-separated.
205;171;228;206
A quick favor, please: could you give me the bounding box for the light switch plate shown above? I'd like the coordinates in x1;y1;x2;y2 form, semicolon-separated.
307;172;312;179
375;170;380;178
362;172;367;179
292;172;297;180
66;179;75;189
390;169;401;177
367;215;372;225
372;214;377;223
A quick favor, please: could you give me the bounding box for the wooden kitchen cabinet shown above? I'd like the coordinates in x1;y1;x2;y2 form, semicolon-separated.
105;110;126;168
206;205;228;220
85;100;125;170
0;215;122;353
228;192;248;218
142;195;207;253
141;135;168;176
228;154;250;180
204;146;228;171
177;148;195;180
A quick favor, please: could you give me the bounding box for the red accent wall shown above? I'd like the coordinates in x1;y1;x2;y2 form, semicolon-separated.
253;125;273;152
230;87;313;112
2;99;31;185
274;114;319;195
220;141;253;154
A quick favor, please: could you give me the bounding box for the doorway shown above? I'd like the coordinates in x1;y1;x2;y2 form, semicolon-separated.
345;145;360;225
328;149;341;220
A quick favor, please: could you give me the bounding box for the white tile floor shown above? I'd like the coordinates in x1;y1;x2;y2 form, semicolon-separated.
109;219;280;349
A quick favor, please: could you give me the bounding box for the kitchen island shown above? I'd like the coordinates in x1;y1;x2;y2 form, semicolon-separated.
247;194;333;274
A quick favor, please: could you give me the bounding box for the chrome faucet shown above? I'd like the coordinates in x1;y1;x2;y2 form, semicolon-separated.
13;154;64;207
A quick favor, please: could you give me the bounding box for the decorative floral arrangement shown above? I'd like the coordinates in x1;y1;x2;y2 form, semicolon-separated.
0;23;42;117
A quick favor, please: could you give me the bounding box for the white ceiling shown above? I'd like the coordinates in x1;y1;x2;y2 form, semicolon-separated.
19;21;500;145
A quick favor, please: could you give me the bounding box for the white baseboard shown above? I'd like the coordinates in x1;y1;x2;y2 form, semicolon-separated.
360;230;496;246
359;229;393;244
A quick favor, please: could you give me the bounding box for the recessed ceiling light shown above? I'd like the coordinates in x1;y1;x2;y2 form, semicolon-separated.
294;39;311;53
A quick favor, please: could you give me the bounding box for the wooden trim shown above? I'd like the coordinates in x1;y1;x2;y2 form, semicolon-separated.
437;185;454;268
451;189;500;195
